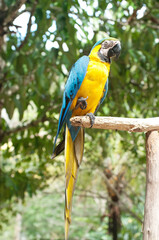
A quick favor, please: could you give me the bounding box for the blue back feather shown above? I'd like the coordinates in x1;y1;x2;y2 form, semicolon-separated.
53;56;89;152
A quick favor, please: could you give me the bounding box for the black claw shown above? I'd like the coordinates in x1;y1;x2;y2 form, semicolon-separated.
86;113;95;128
75;97;88;110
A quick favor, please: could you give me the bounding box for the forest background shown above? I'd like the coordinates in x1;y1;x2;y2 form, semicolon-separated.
0;0;159;239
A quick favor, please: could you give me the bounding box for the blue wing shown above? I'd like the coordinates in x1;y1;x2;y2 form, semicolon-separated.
100;78;109;105
95;78;109;113
53;55;90;152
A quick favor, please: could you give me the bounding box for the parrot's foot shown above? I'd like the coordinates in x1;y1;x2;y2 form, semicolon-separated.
75;97;88;110
86;113;95;128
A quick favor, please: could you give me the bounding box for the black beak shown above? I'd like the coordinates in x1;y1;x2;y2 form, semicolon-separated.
108;42;121;59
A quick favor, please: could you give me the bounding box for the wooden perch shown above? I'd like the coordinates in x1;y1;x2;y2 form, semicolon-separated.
71;115;159;240
70;116;159;132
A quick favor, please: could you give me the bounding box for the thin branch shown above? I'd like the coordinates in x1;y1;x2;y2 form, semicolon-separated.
9;23;22;29
147;15;159;25
129;79;142;88
70;116;159;132
76;188;107;200
147;24;159;30
17;2;37;50
74;193;106;200
127;9;138;24
3;0;27;26
7;116;48;134
0;115;52;143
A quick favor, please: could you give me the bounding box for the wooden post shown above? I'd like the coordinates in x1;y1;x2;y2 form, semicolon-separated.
70;116;159;239
143;131;159;239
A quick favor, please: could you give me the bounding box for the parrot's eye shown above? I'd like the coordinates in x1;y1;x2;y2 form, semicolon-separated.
102;40;116;49
102;41;109;49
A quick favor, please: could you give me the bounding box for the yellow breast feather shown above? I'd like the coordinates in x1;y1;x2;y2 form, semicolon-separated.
71;51;110;116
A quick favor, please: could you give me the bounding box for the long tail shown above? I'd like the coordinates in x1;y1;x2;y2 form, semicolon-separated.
64;125;84;240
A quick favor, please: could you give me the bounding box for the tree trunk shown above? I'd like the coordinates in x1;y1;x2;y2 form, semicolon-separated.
143;131;159;239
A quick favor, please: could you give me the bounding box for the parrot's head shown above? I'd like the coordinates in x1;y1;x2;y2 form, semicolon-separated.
90;37;121;63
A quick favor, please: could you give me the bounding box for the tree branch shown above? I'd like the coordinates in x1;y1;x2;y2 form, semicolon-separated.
17;2;37;50
127;9;138;24
70;116;159;132
3;0;27;26
0;115;52;143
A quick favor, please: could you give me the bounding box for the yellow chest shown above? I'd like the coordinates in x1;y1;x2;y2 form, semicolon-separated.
71;60;110;116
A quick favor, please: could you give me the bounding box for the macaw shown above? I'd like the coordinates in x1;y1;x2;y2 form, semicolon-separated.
53;37;121;240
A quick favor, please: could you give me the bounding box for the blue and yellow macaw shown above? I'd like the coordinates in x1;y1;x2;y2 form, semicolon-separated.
53;37;121;240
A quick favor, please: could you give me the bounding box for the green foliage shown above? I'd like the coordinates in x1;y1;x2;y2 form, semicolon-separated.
0;0;159;239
